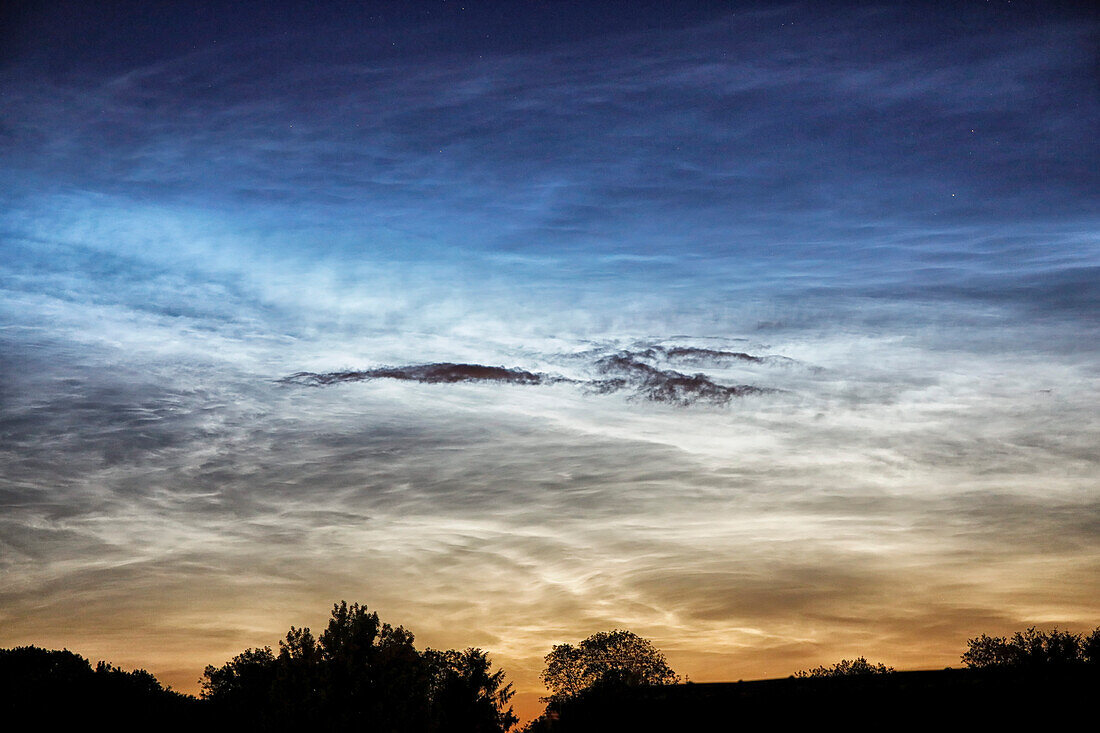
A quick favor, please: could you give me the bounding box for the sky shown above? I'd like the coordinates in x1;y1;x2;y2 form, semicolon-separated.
1;0;1098;722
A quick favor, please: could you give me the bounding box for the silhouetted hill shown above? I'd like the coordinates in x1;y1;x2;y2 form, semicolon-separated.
525;666;1100;730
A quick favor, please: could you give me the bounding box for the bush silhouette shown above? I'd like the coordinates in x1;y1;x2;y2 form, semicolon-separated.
795;656;894;678
962;626;1100;668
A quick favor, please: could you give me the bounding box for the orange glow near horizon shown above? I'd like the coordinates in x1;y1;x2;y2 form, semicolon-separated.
8;598;1099;726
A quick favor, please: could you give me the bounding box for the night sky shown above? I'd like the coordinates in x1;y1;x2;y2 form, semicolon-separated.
2;0;1098;721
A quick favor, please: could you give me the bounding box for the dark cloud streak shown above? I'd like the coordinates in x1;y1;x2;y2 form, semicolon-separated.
282;363;549;387
591;354;773;406
281;345;779;406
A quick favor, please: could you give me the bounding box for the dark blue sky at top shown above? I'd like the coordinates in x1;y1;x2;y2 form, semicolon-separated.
2;1;1098;338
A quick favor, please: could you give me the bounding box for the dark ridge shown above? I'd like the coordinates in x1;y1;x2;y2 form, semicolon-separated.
527;666;1100;731
280;363;547;387
594;354;772;406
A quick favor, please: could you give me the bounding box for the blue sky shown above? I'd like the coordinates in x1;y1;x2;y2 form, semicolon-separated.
1;1;1098;720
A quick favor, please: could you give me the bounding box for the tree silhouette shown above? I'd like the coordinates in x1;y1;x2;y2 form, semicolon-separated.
201;646;277;710
424;648;518;732
795;656;894;678
961;626;1100;668
201;600;515;731
540;629;678;704
1083;627;1100;664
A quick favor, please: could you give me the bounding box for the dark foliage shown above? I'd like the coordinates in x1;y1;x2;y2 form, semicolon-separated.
795;656;894;677
1084;627;1100;664
540;629;678;705
7;619;1099;731
526;629;679;730
526;626;1100;730
0;646;204;726
962;626;1100;668
202;601;516;732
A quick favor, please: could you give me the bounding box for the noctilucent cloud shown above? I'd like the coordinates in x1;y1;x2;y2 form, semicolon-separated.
2;0;1098;721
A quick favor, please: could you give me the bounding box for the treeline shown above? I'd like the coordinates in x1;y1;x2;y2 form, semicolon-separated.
962;625;1100;667
524;624;1100;732
0;645;203;725
0;602;515;732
